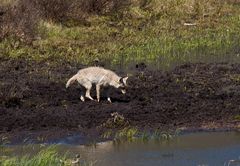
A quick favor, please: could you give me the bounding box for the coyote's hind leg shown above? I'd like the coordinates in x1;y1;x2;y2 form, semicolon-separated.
78;84;85;102
83;81;94;101
80;90;85;102
80;95;85;102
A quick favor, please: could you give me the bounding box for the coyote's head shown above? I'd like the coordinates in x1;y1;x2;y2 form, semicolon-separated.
118;76;128;94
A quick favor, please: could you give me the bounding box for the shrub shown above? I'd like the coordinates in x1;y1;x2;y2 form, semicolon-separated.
0;0;131;42
0;0;40;43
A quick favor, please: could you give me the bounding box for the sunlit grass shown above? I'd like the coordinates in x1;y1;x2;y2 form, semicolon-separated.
0;146;95;166
1;147;65;166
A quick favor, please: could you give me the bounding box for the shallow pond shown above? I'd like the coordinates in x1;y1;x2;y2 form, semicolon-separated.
2;131;240;166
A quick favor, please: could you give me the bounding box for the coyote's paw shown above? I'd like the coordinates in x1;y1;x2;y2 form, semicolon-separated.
107;97;112;103
80;96;85;102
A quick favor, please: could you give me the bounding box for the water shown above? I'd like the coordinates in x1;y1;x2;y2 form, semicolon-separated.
2;131;240;166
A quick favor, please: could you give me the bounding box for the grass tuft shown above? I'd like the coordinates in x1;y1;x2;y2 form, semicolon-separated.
0;146;94;166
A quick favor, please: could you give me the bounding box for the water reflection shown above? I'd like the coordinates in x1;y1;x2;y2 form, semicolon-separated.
63;132;240;166
2;132;240;166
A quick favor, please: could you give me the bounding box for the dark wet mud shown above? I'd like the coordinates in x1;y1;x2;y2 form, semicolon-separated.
0;57;240;138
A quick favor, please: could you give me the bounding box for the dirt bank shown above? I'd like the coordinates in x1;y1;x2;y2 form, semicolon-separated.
0;57;240;138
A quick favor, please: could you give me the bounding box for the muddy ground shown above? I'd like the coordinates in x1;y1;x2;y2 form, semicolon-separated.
0;57;240;140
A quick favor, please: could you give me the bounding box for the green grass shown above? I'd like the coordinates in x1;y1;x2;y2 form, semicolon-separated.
234;115;240;121
0;146;95;166
1;0;240;69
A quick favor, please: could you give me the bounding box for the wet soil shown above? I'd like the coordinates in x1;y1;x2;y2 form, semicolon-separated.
0;57;240;139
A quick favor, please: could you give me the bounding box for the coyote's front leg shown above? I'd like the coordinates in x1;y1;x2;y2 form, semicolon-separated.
106;87;112;103
96;84;101;102
107;97;112;103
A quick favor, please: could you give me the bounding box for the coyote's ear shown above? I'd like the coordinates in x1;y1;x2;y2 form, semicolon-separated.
119;77;124;83
123;76;128;85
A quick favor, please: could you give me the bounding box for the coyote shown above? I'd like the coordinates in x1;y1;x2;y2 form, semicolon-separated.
66;66;128;103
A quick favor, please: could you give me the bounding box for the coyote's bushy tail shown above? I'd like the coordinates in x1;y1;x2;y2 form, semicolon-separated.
66;74;78;88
